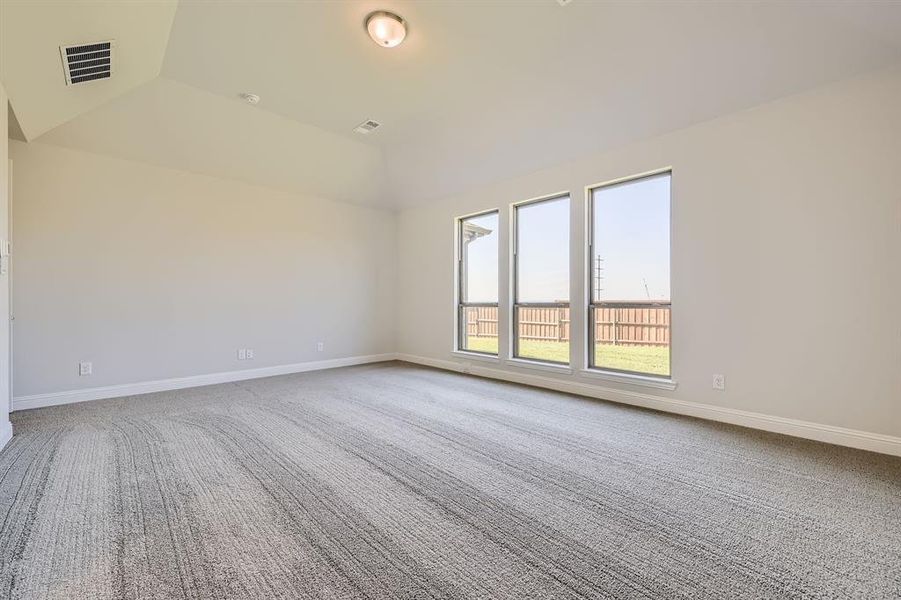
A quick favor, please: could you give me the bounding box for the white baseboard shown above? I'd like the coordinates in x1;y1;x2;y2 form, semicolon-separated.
0;420;12;453
12;353;398;412
396;353;901;458
12;352;900;458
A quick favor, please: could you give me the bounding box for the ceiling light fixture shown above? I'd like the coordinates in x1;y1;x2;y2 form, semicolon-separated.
365;11;407;48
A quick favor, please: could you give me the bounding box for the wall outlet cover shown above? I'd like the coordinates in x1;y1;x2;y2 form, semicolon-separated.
78;361;92;376
712;374;725;390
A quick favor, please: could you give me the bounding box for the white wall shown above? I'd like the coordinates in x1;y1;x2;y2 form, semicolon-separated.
396;66;901;441
0;84;12;449
11;141;396;398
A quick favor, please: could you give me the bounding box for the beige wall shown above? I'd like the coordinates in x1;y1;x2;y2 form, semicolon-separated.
11;141;396;397
396;66;901;439
0;84;11;446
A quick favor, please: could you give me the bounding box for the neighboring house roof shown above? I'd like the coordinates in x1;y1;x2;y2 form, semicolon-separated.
462;222;492;243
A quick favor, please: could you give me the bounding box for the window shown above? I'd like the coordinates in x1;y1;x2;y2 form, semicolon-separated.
457;211;499;354
513;194;570;364
589;171;671;377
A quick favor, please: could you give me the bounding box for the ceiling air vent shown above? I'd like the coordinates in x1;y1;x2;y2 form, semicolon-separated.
59;40;114;85
353;119;381;134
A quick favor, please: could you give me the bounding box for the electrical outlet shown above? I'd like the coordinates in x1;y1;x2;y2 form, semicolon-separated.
237;349;247;360
317;342;324;352
246;349;254;360
78;361;92;376
712;374;725;391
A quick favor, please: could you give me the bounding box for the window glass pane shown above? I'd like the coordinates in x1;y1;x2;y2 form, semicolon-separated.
592;306;670;376
460;306;499;354
515;305;570;363
460;212;498;303
514;195;570;364
516;196;570;303
592;174;669;303
591;173;671;377
458;211;498;355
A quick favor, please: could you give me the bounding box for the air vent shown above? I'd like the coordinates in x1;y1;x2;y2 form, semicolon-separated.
59;40;114;85
353;119;381;134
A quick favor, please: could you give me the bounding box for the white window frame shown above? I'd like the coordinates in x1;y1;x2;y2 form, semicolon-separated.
511;192;571;366
455;209;500;356
586;168;673;380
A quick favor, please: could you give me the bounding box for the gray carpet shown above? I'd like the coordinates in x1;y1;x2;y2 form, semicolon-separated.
0;362;899;599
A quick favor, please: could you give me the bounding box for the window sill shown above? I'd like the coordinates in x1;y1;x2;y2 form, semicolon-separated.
452;350;500;363
506;358;573;374
579;368;677;391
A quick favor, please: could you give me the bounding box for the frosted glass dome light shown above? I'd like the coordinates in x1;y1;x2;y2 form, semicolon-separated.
366;11;407;48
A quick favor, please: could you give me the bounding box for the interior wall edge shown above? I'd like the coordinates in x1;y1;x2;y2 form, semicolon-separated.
0;420;12;454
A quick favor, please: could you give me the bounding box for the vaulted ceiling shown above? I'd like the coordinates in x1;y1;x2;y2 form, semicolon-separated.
1;1;178;140
4;1;901;208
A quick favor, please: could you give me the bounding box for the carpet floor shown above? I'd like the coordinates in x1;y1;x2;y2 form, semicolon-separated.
0;362;899;599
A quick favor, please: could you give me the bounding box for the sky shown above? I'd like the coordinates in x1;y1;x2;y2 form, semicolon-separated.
462;173;670;303
461;212;498;303
592;173;670;301
516;196;570;302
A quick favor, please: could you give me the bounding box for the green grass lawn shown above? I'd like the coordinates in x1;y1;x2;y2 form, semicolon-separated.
594;343;670;376
464;337;670;376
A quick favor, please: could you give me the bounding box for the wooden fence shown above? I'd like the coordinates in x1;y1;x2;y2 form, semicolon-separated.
592;304;670;346
517;306;570;342
464;304;670;346
464;306;499;339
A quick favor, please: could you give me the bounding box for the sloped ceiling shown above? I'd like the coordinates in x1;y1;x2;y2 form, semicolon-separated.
5;1;901;209
0;0;178;141
38;78;385;206
7;105;25;143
